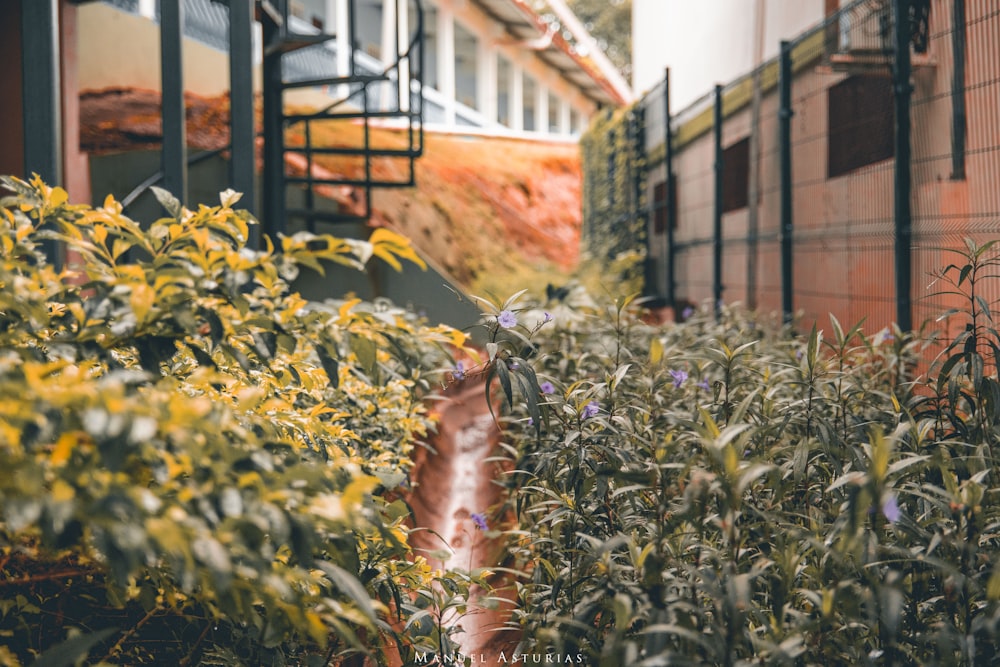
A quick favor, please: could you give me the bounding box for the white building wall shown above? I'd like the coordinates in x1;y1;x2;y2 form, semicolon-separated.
632;0;824;109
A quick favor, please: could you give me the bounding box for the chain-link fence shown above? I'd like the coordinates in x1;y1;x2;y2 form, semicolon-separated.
597;0;1000;333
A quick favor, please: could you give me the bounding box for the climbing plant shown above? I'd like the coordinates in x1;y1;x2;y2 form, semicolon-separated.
579;105;647;291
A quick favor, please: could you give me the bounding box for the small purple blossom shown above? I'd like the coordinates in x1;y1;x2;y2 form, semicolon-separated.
453;361;466;380
682;306;695;320
497;310;518;329
882;494;901;523
542;312;554;324
540;381;555;394
581;401;600;419
669;369;689;389
471;512;488;531
697;376;711;391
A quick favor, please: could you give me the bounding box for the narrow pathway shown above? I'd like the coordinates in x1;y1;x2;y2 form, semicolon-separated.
407;378;520;664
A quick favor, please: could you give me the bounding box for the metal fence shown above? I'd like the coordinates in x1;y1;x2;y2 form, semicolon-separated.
617;0;1000;334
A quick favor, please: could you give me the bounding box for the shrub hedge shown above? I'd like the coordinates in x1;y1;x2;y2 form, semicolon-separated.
0;176;477;666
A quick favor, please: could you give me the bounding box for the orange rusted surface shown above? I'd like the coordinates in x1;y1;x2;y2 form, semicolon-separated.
80;87;582;290
407;378;521;661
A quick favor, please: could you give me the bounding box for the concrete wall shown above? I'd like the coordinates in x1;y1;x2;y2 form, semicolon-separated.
77;2;257;95
646;0;1000;333
632;0;823;107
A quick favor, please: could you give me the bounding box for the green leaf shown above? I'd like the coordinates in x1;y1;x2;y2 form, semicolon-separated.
150;185;183;218
32;627;118;667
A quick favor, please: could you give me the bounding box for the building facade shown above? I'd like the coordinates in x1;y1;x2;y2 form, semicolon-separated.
76;0;630;139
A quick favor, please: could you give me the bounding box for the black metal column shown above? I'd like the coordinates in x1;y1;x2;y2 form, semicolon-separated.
664;68;676;311
229;0;257;241
21;0;62;186
261;15;285;242
20;0;62;270
893;0;913;332
779;41;794;324
950;0;966;181
713;84;724;319
160;0;187;204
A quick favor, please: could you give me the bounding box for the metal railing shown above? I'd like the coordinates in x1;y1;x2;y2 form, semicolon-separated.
591;0;999;335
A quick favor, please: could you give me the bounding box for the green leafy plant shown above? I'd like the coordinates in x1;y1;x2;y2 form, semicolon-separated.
487;246;1000;665
0;175;471;666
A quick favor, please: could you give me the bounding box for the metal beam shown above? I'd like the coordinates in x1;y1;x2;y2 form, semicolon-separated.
893;0;912;332
713;83;724;319
20;0;62;270
950;0;966;181
160;0;187;204
663;67;676;311
21;0;62;186
779;41;794;324
229;0;257;237
261;11;285;241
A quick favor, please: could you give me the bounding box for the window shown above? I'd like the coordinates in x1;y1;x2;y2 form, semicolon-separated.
827;74;894;178
497;55;511;127
523;75;537;131
653;179;676;233
721;137;749;213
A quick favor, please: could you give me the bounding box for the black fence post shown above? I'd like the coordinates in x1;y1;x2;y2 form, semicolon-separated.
664;68;676;311
20;0;62;270
893;0;913;332
261;6;285;243
779;40;793;324
713;84;724;319
951;0;967;181
160;0;187;204
229;0;257;244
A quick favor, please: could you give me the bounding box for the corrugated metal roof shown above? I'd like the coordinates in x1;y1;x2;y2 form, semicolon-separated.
468;0;632;107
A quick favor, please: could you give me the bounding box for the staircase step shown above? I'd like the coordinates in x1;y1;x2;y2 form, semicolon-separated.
286;176;416;188
282;73;390;90
285;208;370;225
285;146;421;158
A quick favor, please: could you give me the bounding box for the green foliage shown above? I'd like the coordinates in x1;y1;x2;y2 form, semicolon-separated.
579;106;646;290
493;241;1000;665
0;175;471;666
562;0;632;83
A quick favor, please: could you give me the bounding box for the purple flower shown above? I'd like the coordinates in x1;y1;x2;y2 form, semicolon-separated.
581;401;600;419
882;494;901;523
682;306;695;320
669;369;689;388
540;381;555;394
543;312;553;323
497;310;517;329
453;361;466;380
471;512;488;531
697;376;711;391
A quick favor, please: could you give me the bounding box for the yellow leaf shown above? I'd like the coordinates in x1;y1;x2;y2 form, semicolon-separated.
51;432;78;465
342;475;380;509
650;337;664;365
338;298;362;324
304;610;328;646
49;187;69;208
51;479;75;502
130;282;156;325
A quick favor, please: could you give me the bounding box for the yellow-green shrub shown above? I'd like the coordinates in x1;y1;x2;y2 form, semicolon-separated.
0;176;469;665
